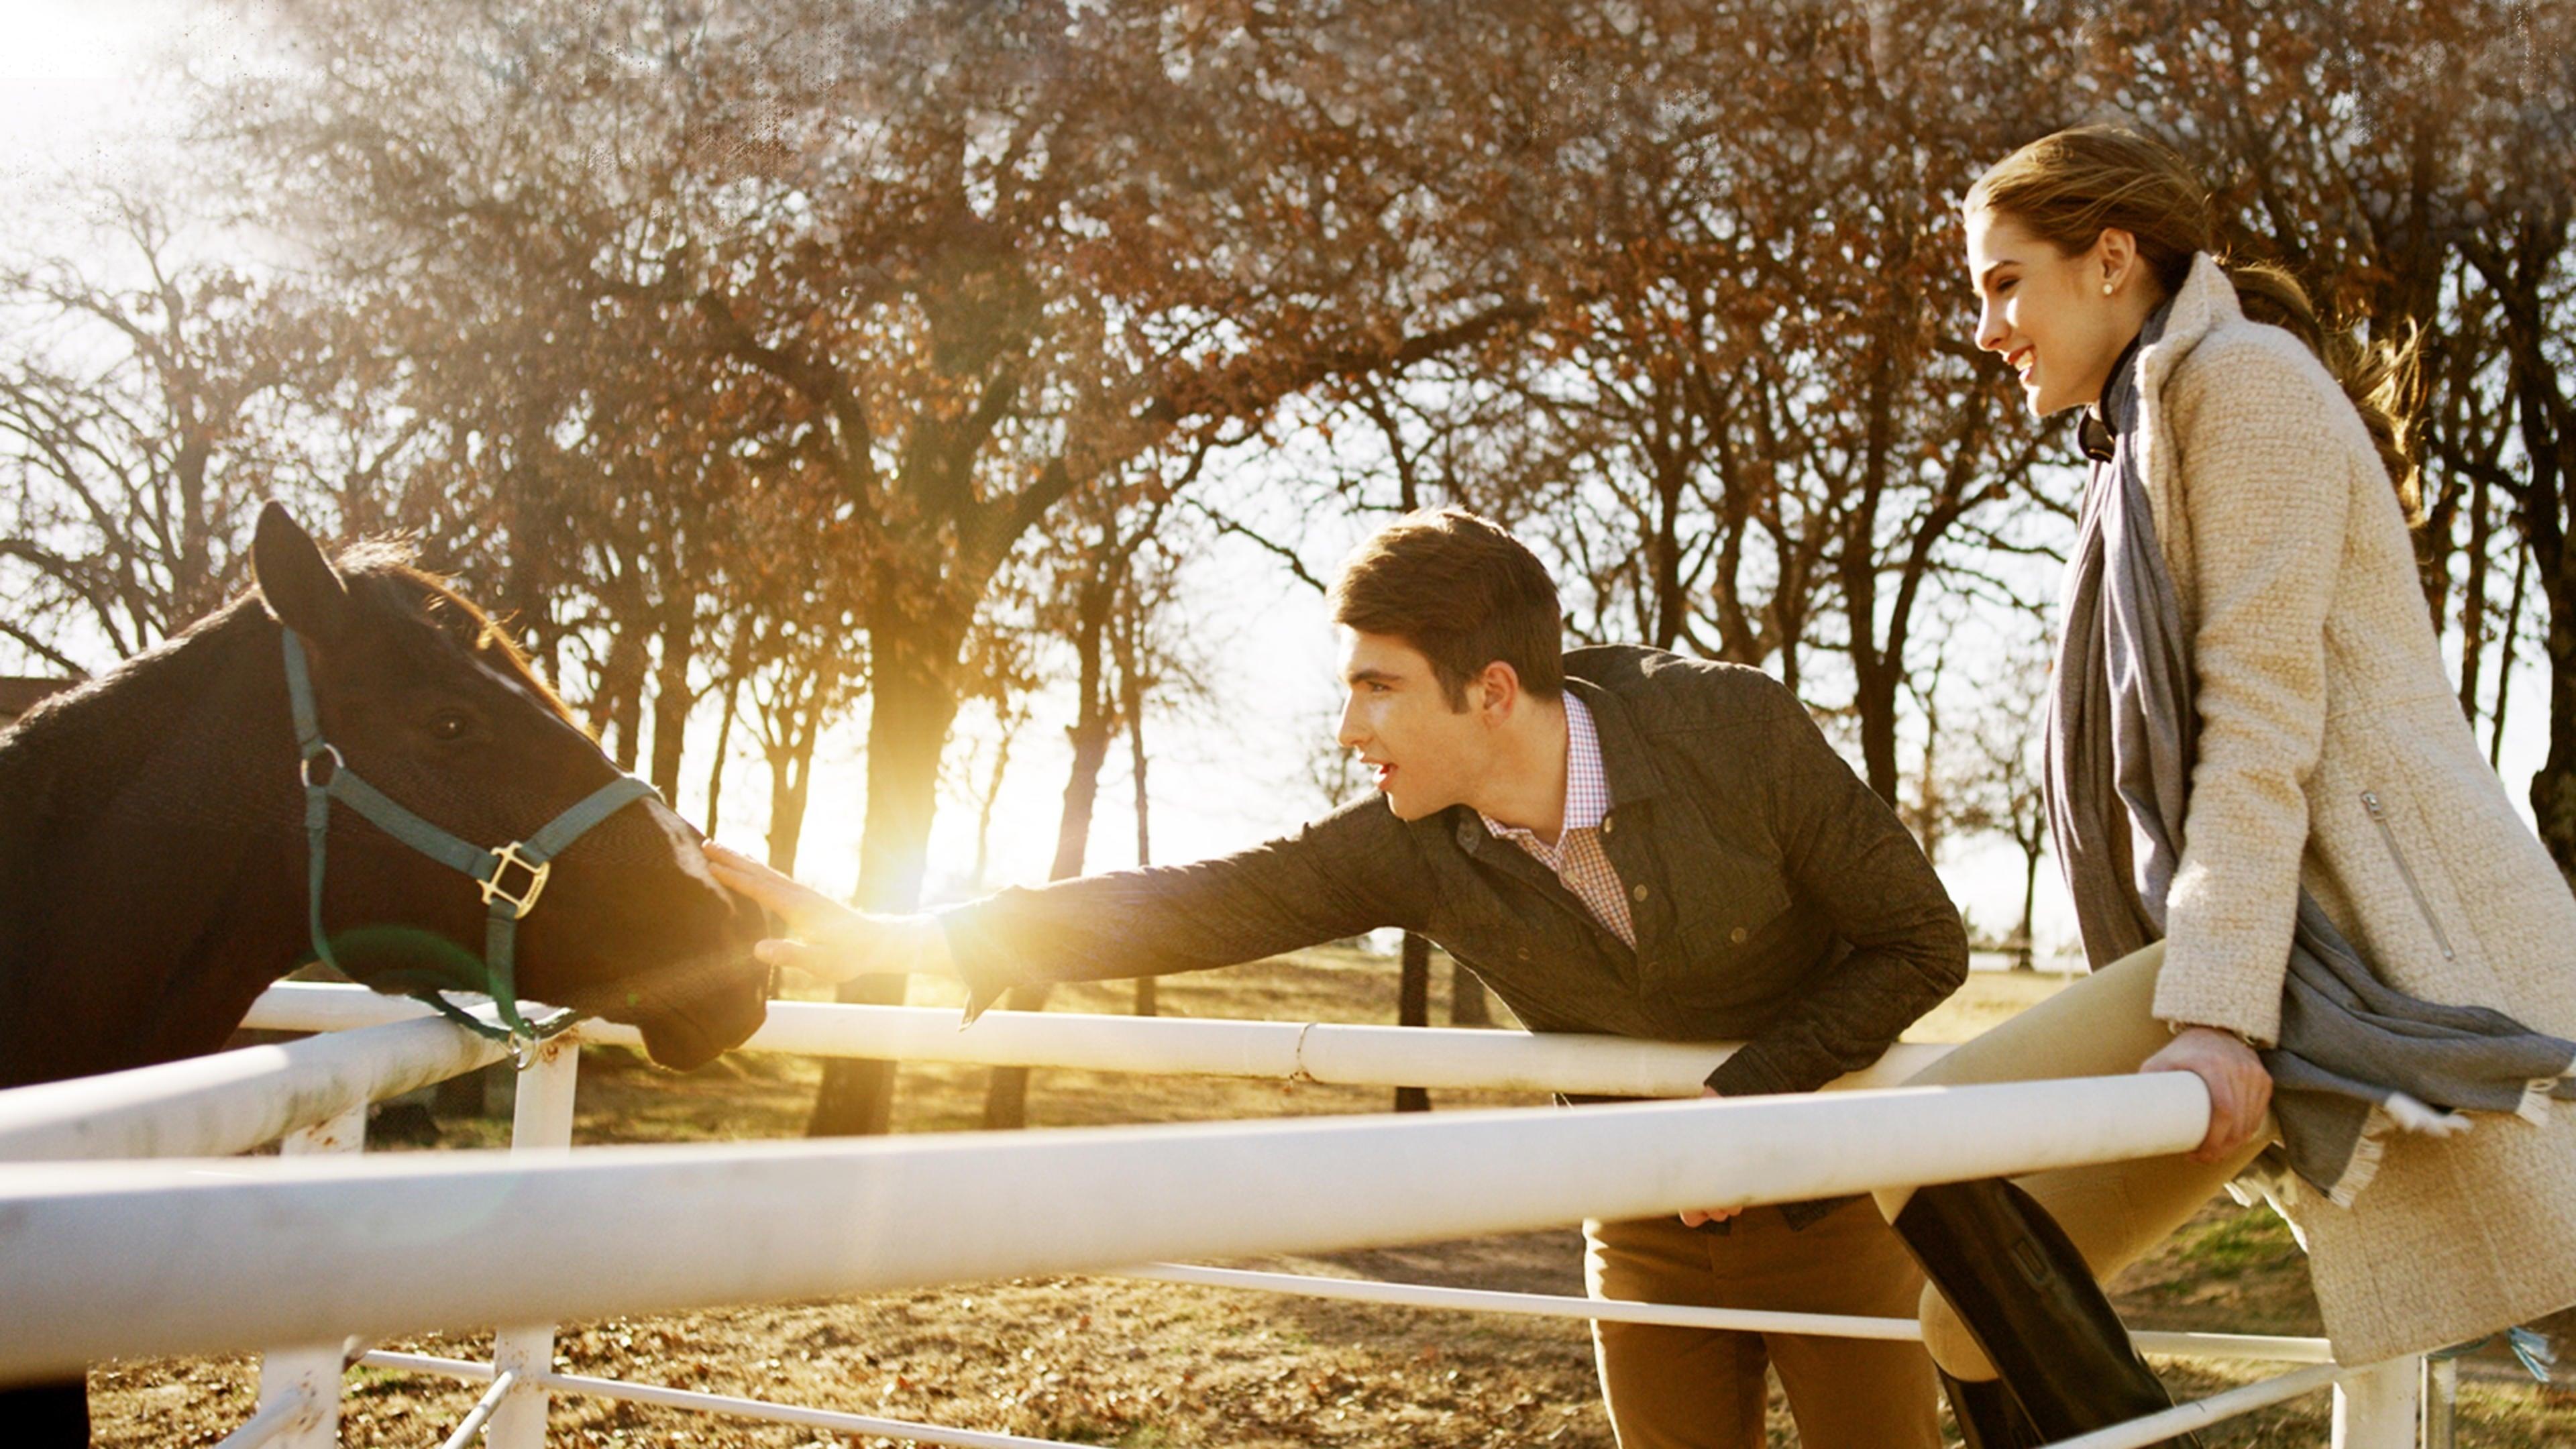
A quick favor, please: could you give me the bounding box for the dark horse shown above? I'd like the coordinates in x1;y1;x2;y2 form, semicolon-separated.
0;504;772;1442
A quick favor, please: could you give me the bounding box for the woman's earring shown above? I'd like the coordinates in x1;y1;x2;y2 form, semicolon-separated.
2102;282;2114;295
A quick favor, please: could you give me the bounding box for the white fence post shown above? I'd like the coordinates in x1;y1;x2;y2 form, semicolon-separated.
2418;1354;2457;1449
485;1039;579;1449
256;1103;366;1448
2332;1354;2422;1449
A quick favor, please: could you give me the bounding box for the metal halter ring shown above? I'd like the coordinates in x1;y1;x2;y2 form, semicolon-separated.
507;1030;549;1072
478;842;553;920
300;744;345;790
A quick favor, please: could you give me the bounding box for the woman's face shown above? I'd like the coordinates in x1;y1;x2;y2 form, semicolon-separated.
1965;207;2147;417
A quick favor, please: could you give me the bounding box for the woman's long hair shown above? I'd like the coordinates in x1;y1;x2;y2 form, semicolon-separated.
1966;124;2424;522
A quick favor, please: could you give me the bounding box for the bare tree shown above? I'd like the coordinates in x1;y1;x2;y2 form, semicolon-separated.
1951;639;2053;970
0;201;342;670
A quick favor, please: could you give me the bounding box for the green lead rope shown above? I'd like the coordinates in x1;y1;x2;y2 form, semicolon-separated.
282;629;657;1051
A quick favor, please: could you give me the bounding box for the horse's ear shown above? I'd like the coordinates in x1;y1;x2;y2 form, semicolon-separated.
253;502;351;643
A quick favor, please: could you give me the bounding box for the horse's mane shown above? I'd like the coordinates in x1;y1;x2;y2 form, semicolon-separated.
335;545;582;731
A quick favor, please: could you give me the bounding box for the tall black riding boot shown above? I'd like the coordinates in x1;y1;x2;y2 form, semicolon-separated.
1892;1177;2199;1448
1940;1368;2043;1449
3;1377;92;1446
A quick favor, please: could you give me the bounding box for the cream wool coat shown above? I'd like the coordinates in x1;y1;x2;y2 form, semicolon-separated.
2130;254;2576;1362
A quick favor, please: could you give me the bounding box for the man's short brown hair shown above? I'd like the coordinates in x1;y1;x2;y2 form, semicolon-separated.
1330;508;1564;709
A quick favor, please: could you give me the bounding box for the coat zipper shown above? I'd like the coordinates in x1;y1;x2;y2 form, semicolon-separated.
2361;790;2456;961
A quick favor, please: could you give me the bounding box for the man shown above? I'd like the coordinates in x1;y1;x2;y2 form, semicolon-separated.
710;508;1967;1449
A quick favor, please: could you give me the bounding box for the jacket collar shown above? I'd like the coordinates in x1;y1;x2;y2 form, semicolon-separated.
2125;253;2240;539
2137;254;2235;409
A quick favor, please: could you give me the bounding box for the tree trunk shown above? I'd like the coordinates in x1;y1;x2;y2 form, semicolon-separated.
501;493;557;679
1651;454;1687;651
2526;526;2576;878
591;625;650;772
1395;932;1432;1112
2509;275;2576;881
764;729;818;876
2459;473;2495;727
760;663;834;875
2493;545;2530;769
704;674;740;833
2016;841;2040;971
1449;961;1492;1026
809;626;965;1138
1124;628;1158;1018
1852;653;1904;807
987;596;1116;1129
649;594;698;802
969;728;1016;892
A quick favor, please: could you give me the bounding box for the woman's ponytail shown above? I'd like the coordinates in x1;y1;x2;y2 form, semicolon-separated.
2220;259;2424;523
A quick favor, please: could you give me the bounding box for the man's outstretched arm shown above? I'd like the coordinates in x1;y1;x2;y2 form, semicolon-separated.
708;800;1431;1012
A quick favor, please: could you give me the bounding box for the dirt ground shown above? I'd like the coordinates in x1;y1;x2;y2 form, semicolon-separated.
83;951;2576;1446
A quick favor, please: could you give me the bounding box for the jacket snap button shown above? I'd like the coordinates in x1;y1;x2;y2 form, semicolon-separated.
1602;815;1614;835
1516;947;1531;961
1730;926;1748;944
1631;883;1649;902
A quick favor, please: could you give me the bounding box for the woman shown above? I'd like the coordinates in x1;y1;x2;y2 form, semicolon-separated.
1885;124;2576;1446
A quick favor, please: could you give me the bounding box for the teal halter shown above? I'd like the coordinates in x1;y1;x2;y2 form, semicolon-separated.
282;629;657;1055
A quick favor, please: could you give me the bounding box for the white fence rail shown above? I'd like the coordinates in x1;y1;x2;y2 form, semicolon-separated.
0;1009;509;1162
237;981;1954;1095
0;982;2430;1448
0;981;1947;1163
0;1073;2212;1379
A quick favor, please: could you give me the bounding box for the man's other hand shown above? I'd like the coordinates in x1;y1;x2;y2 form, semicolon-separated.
704;841;956;983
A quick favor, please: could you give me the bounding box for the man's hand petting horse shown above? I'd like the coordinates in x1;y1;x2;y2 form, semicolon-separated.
702;843;955;983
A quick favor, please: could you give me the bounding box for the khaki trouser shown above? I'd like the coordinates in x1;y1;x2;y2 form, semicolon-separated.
1584;1197;1941;1449
1872;941;2276;1379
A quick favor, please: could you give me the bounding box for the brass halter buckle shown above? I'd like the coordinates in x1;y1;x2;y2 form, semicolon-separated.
480;842;553;920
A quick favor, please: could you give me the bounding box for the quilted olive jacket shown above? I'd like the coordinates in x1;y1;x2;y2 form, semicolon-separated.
943;645;1968;1104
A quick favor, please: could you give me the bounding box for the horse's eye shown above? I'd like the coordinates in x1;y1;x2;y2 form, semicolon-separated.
428;710;473;743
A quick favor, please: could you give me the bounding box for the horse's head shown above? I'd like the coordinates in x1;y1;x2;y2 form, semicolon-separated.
251;504;769;1069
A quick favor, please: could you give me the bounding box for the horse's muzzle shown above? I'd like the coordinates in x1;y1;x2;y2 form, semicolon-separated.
634;955;769;1070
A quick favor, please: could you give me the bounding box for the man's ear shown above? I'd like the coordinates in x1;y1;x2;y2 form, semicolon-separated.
252;501;351;643
1477;660;1522;719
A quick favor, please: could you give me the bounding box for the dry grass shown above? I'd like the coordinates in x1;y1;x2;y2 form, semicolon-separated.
87;950;2576;1446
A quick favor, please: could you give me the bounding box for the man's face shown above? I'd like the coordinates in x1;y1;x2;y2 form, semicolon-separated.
1336;629;1493;820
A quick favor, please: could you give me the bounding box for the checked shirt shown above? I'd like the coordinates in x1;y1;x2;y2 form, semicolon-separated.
1478;693;1636;949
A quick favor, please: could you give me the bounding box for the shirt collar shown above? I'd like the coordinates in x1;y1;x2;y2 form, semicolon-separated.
1560;692;1610;830
1562;674;1664;804
1477;691;1610;845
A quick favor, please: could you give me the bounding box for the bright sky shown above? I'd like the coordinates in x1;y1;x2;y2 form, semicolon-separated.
7;1;2559;973
0;3;180;160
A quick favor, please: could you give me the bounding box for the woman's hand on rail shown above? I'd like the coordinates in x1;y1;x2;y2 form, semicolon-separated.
704;842;957;983
2141;1026;2272;1163
1676;1087;1743;1227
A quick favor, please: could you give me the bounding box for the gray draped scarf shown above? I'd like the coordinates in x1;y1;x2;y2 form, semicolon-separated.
2045;306;2576;1208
